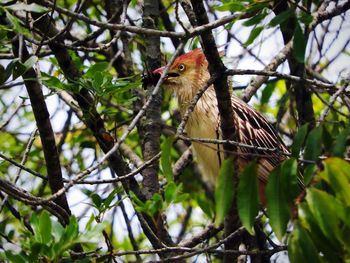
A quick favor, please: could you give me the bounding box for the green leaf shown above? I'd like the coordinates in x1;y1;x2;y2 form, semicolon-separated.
92;72;104;95
108;80;135;94
321;158;350;206
332;126;350;157
103;188;119;209
91;193;102;209
13;61;27;80
165;181;177;204
291;124;308;158
161;136;174;182
40;72;61;86
53;217;79;258
243;11;267;27
266;166;290;240
64;216;79;242
41;72;67;90
85;213;95;231
196;192;214;218
9;56;38;80
303;163;316;185
298;202;342;262
84;62;109;78
5;11;30;36
39;211;52;244
4;251;27;263
304;125;322;162
174;192;189;203
269;9;294;27
281;158;299;202
215;157;235;226
246;2;270;13
322;125;334;153
260;82;275;105
299;13;313;25
51;219;64;241
0;29;7;40
213;2;245;12
237;161;259;235
30;213;41;241
243;26;263;47
4;59;17;82
28;242;42;261
7;3;48;13
305;188;343;248
79;221;108;243
293;22;306;63
288;223;323;263
129;191;145;208
23;56;38;70
131;191;164;217
148;193;163;216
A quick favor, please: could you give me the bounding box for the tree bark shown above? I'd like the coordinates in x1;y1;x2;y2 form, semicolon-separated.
141;0;162;199
190;1;240;262
11;39;71;217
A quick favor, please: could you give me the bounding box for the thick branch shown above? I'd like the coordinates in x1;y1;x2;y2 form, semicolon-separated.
31;9;179;257
190;1;237;155
0;177;69;225
141;0;162;199
11;39;71;215
273;1;315;127
190;1;240;262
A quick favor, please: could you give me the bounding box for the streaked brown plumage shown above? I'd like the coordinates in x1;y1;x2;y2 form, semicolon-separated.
152;49;289;199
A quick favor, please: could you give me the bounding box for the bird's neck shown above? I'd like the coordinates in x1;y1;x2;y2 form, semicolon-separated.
177;85;217;116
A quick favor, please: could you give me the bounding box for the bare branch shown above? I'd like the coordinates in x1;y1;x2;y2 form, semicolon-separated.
12;37;71;214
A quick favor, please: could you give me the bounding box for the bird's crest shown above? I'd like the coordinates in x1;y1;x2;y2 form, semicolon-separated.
173;48;207;68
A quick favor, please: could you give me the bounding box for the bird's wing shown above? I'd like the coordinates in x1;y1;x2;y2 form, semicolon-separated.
231;96;289;183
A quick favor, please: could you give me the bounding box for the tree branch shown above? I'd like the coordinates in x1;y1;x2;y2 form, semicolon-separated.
0;177;70;225
273;1;315;127
190;1;240;262
11;37;71;215
241;41;292;102
141;0;162;199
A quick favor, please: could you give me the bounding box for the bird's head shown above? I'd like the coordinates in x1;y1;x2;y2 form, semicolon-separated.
149;49;210;100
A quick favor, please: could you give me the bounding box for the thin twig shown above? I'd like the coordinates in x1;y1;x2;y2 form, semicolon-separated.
319;83;349;122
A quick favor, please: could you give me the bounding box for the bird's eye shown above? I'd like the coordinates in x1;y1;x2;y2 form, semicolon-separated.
178;64;186;72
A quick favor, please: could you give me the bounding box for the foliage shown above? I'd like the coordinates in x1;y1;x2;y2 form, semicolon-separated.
0;0;349;262
0;211;106;262
214;157;235;226
289;158;350;263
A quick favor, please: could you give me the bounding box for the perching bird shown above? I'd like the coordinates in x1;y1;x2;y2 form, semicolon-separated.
147;48;289;201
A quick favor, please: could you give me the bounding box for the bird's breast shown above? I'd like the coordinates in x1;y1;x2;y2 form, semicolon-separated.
183;95;223;188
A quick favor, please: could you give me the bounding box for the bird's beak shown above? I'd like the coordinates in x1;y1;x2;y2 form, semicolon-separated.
153;67;180;79
152;66;164;75
142;66;179;89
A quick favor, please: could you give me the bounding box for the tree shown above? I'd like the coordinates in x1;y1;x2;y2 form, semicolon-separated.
0;0;349;262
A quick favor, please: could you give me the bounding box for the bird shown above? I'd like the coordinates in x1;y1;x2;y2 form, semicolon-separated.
147;48;290;202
